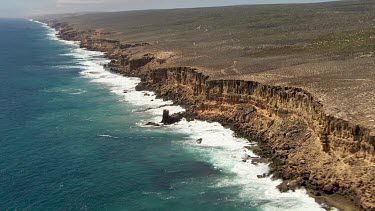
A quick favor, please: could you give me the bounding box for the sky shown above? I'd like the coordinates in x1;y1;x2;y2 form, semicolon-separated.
0;0;337;18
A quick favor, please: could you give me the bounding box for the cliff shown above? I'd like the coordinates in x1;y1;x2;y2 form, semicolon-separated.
46;20;375;210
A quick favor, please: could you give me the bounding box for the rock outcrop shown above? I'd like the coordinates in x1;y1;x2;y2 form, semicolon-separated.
161;110;186;125
46;20;375;210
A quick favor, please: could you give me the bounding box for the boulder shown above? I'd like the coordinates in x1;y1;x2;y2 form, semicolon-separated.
146;122;161;127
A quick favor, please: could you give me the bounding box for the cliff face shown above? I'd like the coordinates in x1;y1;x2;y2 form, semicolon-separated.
47;20;375;210
145;67;374;160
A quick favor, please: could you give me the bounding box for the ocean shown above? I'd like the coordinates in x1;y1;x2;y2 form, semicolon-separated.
0;18;327;210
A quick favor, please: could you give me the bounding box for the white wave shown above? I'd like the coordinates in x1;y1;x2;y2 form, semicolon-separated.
169;119;325;211
74;53;184;117
41;88;87;95
69;90;87;95
97;134;119;139
30;19;81;44
35;19;330;210
30;19;47;27
50;65;83;69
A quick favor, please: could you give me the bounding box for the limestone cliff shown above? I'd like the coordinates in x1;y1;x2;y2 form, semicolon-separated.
46;20;375;210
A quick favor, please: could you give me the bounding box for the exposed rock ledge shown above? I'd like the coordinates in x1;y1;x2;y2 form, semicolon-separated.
46;20;375;210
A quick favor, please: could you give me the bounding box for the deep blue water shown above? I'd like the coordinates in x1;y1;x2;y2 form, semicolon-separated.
0;19;325;211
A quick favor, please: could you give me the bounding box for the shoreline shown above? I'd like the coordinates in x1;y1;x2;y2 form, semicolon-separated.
34;19;327;210
38;19;327;208
37;19;374;210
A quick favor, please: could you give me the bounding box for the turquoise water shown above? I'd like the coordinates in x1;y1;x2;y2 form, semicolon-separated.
0;19;325;210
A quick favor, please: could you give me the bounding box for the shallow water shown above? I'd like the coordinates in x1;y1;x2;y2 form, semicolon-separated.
0;18;327;210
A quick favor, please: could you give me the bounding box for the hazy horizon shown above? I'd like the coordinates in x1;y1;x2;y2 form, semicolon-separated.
1;0;339;18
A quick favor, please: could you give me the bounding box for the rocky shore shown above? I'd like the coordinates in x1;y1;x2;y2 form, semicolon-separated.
45;20;375;210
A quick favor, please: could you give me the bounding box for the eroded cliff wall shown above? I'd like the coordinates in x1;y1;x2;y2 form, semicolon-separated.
139;66;375;210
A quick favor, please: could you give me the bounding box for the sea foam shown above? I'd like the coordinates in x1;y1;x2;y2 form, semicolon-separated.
31;19;331;211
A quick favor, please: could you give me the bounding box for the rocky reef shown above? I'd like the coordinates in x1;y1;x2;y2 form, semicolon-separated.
46;20;375;210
